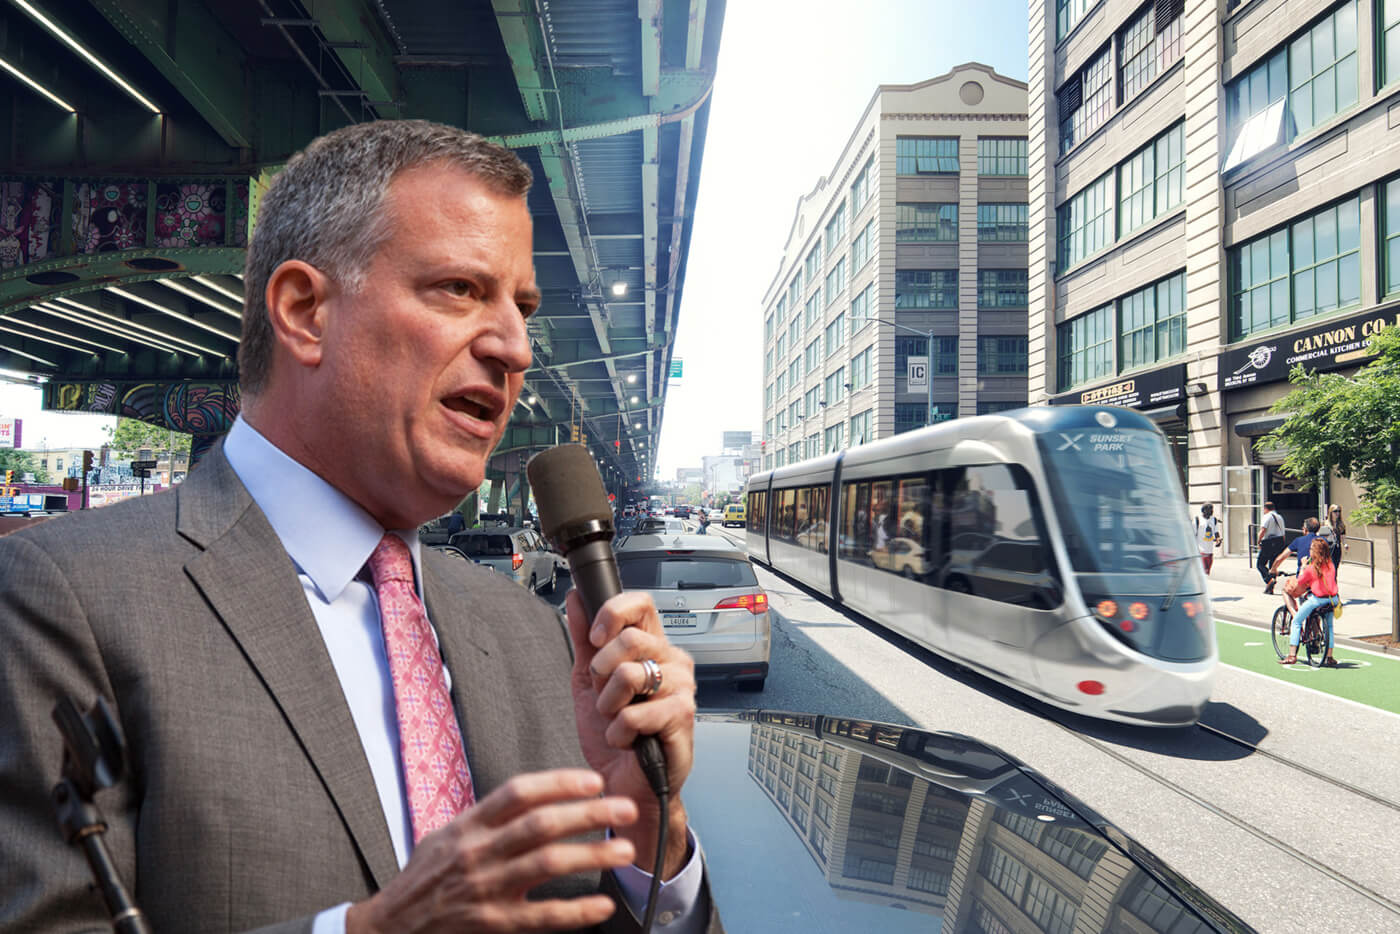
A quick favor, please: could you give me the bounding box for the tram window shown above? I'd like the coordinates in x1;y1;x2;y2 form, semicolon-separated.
794;488;811;550
943;464;1060;608
890;476;933;579
749;490;766;536
776;487;796;541
869;480;897;566
811;485;829;554
842;482;873;565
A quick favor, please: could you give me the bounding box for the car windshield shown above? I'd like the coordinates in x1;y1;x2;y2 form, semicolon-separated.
617;554;759;589
456;535;514;557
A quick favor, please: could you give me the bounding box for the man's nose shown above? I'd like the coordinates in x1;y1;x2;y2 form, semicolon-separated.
477;298;534;373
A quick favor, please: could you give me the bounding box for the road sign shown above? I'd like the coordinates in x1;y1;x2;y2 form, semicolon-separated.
907;356;928;392
669;358;683;379
131;459;158;470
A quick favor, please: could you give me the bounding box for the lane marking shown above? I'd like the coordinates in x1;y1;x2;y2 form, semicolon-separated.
1218;662;1400;722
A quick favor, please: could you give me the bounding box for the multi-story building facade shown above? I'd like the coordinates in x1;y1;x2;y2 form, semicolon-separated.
1030;0;1398;563
760;65;1030;472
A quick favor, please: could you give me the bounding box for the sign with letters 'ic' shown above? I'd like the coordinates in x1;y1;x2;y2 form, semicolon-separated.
907;356;928;392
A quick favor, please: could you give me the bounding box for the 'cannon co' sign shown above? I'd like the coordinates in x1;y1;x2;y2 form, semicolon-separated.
1219;308;1400;391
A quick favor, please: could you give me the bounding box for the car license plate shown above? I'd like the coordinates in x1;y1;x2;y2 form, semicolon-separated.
662;612;698;631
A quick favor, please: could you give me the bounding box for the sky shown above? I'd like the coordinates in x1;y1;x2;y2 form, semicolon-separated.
655;0;1029;480
0;375;114;450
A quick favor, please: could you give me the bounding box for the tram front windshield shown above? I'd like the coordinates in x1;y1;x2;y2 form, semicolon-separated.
1038;425;1210;662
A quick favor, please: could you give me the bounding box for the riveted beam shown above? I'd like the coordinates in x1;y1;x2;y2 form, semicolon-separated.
88;0;251;148
301;0;402;114
490;0;550;121
639;0;661;97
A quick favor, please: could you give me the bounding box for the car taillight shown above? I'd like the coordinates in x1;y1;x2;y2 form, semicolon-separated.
512;553;524;570
714;592;768;615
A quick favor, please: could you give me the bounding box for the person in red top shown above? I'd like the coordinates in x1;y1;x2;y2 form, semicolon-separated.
1281;537;1340;667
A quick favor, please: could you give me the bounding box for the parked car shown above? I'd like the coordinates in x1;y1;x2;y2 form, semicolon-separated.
723;503;746;527
448;527;558;594
611;533;770;690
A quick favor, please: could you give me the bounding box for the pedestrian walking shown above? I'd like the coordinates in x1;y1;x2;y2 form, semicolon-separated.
1258;500;1286;593
1327;504;1348;565
1195;504;1222;575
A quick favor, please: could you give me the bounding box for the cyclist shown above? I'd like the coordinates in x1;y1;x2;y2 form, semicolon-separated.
1269;516;1321;614
1280;537;1340;667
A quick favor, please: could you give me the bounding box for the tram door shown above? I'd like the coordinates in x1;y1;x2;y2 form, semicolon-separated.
1223;466;1263;557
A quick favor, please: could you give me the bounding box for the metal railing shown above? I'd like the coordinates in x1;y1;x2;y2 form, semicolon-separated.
1247;524;1376;588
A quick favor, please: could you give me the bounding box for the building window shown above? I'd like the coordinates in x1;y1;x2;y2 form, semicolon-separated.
1057;172;1114;272
775;372;785;398
893;334;957;376
895;402;955;433
977;400;1023;414
896;203;958;242
849;408;873;445
825;313;846;357
1118;122;1184;237
788;359;800;387
1229;197;1360;339
764;313;774;342
825;203;847;255
788;317;801;348
895;269;957;309
806;433;821;460
1119;0;1184;103
1124;873;1213;934
852;219;874;270
851;283;874;329
1119;271;1186;370
788;442;801;464
825;257;847;306
851;346;873;390
978;336;1029;375
1288;2;1358;135
805;245;822;283
1059;44;1112;154
774;450;785;468
908;867;951;896
1024;876;1077;934
896;137;960;175
978;269;1028;308
824;423;845;453
805;293;822;330
977;203;1029;241
788;274;801;311
804;386;820;415
1057;305;1113;391
1057;0;1092;40
851;157;875;212
764;349;772;377
1384;178;1400;296
824;367;846;405
977;137;1027;176
775;334;785;360
1384;0;1400;87
1226;2;1357;167
805;339;822;374
980;845;1027;904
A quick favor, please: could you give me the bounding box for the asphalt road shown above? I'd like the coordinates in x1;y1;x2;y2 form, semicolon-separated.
693;525;1400;934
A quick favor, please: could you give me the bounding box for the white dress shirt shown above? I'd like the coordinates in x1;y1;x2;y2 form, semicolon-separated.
221;417;703;933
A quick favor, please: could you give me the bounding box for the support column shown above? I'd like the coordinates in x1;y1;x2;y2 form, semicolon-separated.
487;480;504;513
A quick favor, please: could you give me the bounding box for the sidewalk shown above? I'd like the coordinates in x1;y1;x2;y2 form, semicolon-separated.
1204;553;1397;651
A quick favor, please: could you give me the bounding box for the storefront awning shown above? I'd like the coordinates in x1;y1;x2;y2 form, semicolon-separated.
1141;402;1187;423
1233;414;1287;437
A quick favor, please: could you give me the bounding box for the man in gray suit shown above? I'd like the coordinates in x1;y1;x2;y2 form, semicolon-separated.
0;121;712;933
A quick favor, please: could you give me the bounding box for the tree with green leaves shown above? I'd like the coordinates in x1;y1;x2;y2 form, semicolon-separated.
1265;325;1400;640
0;448;48;484
105;418;192;461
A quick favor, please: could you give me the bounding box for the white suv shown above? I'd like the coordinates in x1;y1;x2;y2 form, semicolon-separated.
611;533;770;691
449;528;559;595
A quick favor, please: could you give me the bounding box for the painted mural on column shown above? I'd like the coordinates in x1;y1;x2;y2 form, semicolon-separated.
44;380;241;464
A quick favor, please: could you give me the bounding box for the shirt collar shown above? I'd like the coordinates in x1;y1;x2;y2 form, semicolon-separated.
223;415;423;603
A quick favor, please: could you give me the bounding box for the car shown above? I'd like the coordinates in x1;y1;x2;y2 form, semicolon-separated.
723;503;746;527
674;505;691;519
611;533;770;690
447;527;558;594
632;516;687;535
708;508;723;522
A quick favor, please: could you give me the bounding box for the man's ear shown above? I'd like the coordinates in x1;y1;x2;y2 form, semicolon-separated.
265;260;333;369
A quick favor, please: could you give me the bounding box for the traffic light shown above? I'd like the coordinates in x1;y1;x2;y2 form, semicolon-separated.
82;450;93;475
570;424;581;443
4;469;13;484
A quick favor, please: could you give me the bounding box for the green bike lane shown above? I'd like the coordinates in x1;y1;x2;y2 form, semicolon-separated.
1214;618;1400;714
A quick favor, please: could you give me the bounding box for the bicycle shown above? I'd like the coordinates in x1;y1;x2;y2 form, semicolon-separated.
1269;571;1329;668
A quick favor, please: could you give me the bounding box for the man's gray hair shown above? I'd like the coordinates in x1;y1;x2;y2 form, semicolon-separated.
239;119;533;395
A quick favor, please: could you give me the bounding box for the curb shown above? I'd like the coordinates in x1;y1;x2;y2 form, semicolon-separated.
1213;611;1400;655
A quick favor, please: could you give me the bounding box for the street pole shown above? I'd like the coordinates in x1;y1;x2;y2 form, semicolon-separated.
877;317;939;429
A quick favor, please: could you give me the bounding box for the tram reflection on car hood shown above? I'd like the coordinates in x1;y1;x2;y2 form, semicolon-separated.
687;710;1253;933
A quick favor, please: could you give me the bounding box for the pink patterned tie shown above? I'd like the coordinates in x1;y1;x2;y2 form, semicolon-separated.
368;533;474;844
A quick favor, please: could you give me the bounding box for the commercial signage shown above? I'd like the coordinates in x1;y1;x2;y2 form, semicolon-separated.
1049;363;1187;409
669;358;683;379
0;417;20;449
1219;308;1400;391
722;430;753;450
907;356;928;392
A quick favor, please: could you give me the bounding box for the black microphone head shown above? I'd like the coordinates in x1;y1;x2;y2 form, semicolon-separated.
527;444;614;548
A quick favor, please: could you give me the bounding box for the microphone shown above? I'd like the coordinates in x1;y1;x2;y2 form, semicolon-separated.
526;444;669;797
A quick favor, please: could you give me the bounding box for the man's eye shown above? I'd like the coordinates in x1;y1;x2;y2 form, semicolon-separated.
444;281;474;297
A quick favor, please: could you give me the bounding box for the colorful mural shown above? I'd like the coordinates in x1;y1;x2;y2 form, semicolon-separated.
156;181;226;248
0;179;61;269
73;182;148;253
45;380;241;435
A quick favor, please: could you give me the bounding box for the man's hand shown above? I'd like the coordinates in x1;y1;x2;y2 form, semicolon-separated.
346;770;637;934
564;590;696;879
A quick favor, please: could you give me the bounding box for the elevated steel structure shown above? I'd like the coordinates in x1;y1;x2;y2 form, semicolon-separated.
0;0;723;494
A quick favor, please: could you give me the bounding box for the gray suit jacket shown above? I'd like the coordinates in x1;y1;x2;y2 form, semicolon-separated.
0;445;715;933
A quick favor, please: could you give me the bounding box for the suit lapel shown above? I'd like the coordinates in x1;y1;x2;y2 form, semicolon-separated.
179;447;400;888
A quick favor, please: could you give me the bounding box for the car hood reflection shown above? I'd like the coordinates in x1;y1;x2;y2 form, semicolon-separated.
687;710;1252;933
